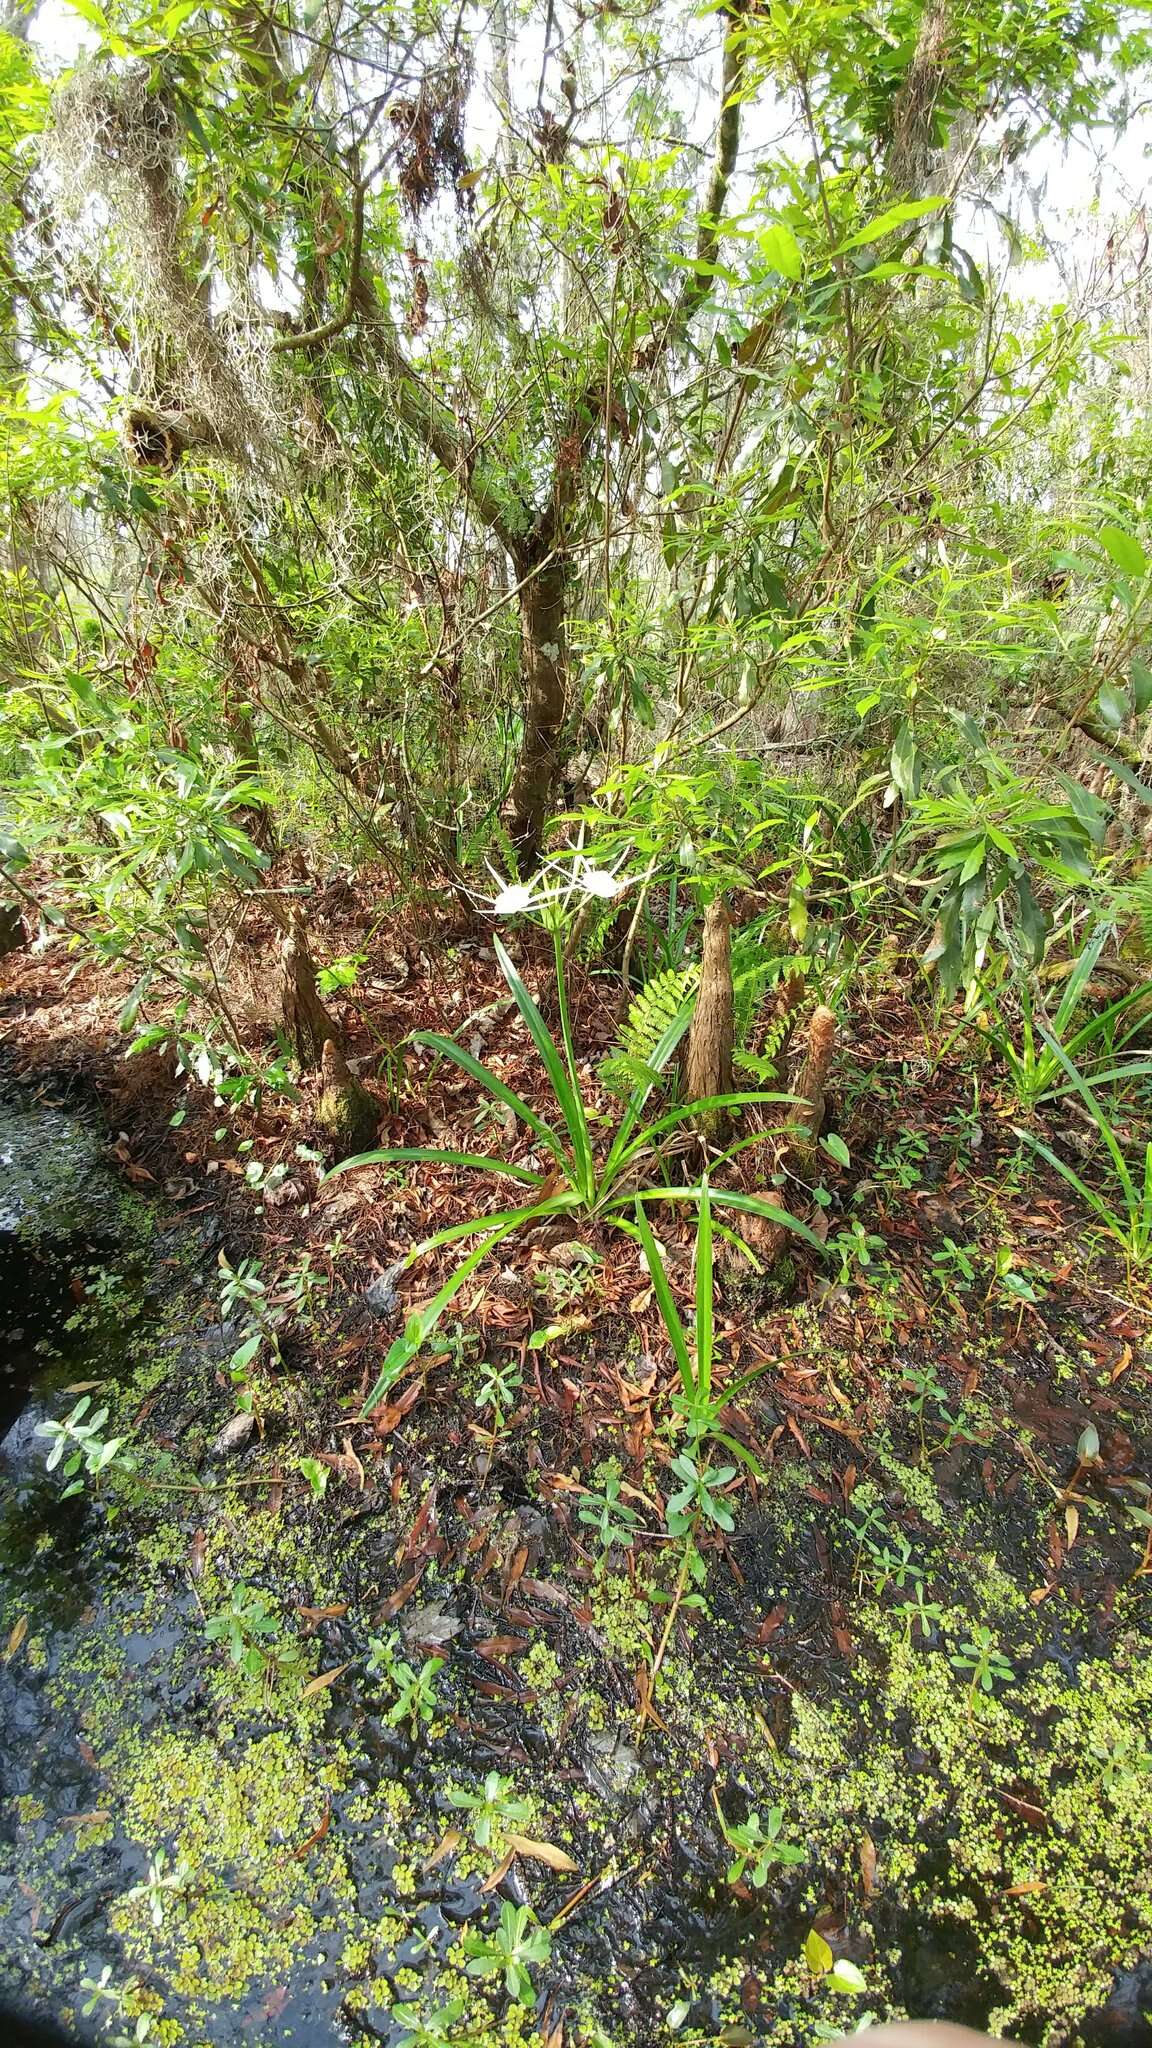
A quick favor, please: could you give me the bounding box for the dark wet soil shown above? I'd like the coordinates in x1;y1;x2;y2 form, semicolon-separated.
1;1068;1151;2048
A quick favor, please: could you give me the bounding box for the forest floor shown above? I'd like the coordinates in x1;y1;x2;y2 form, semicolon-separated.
1;887;1151;2048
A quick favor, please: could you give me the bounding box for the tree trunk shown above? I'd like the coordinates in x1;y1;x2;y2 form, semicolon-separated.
738;1003;837;1270
685;896;735;1140
316;1038;378;1160
507;550;568;873
281;912;342;1069
788;1005;836;1176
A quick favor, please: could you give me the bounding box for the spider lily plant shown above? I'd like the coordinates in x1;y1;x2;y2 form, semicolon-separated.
323;929;822;1413
634;1177;782;1470
1015;1025;1152;1267
984;928;1152;1111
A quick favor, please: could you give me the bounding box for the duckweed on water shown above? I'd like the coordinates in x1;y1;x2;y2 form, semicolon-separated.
4;1130;1152;2048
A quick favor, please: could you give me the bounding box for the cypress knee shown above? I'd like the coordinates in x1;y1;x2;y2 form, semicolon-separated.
281;911;341;1069
788;1004;836;1174
316;1039;379;1160
685;896;734;1141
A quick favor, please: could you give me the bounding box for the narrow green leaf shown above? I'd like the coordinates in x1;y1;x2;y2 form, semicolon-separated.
833;196;946;254
411;1029;565;1164
1100;525;1148;581
493;936;594;1200
321;1146;545;1188
357;1213;533;1415
64;0;111;31
634;1197;695;1400
695;1178;713;1405
632;1187;826;1254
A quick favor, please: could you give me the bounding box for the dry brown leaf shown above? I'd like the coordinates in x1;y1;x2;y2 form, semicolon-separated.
1110;1344;1134;1382
371;1379;423;1435
479;1847;515;1893
475;1635;529;1661
539;2001;565;2048
859;1831;878;1899
424;1828;462;1872
1004;1880;1047;1897
300;1661;351;1697
4;1615;28;1662
997;1790;1047;1828
293;1797;331;1860
755;1604;787;1645
1064;1504;1079;1549
506;1834;579;1873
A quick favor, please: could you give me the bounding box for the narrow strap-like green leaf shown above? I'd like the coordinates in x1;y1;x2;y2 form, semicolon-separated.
604;1090;794;1193
494;935;594;1200
356;1212;530;1416
633;1196;695;1400
1014;1129;1115;1230
630;1185;826;1254
608;993;696;1169
322;1145;546;1187
411;1028;566;1165
410;1191;580;1258
1035;1025;1134;1202
695;1176;713;1407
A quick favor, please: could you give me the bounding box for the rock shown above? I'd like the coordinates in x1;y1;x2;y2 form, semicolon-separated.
400;1600;462;1651
211;1410;257;1457
0;904;25;959
363;1263;405;1318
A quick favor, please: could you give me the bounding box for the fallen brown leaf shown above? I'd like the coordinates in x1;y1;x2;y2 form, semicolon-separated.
300;1661;351;1697
506;1834;579;1873
479;1847;515;1893
755;1605;786;1645
294;1797;332;1860
424;1827;462;1872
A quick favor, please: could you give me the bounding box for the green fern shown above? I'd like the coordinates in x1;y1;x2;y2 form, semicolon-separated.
1114;869;1152;960
598;1052;666;1099
599;964;699;1100
619;964;700;1058
733;999;796;1083
730;940;809;1046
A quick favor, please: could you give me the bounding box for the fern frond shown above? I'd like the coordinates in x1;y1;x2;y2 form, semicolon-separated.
1114;870;1152;961
598;1053;665;1101
733;1049;784;1083
598;964;699;1102
617;964;699;1061
730;942;809;1047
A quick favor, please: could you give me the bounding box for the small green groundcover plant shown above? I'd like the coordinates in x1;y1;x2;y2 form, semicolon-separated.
324;927;822;1414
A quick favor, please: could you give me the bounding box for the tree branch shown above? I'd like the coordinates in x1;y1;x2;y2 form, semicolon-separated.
676;0;749;329
272;178;366;353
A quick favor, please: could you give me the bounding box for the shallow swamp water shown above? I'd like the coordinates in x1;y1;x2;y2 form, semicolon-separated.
1;1073;1151;2048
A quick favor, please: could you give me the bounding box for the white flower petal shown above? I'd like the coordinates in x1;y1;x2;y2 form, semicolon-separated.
491;882;536;914
577;868;622;899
